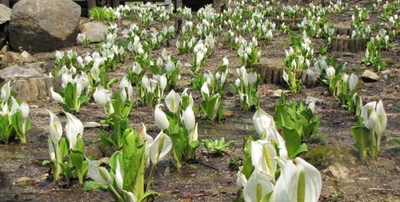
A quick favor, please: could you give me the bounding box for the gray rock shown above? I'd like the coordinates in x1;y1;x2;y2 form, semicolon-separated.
1;51;34;68
79;21;109;43
9;0;81;52
324;163;350;180
0;64;45;80
361;69;380;82
0;4;12;24
85;145;103;160
305;96;324;105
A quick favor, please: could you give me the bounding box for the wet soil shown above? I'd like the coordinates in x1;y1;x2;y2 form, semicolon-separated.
1;0;400;202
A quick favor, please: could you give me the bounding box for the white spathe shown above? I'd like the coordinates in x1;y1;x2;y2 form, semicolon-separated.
154;104;170;131
65;112;84;149
87;160;111;185
149;131;172;165
270;157;322;202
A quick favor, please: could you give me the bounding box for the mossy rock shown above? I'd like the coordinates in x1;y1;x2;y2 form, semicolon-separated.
303;145;352;169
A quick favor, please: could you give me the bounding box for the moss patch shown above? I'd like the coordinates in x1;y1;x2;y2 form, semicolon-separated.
303;145;352;169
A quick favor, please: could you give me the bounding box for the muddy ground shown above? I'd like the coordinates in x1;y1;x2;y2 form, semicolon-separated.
1;0;400;201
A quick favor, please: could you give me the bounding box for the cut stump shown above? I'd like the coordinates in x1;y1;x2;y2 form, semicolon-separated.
252;63;319;88
330;37;369;52
11;76;62;102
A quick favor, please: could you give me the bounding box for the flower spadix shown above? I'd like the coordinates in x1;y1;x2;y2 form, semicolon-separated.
149;131;172;165
155;104;169;131
251;139;278;177
65;112;84;149
270;157;322;202
47;110;62;144
243;169;274;202
165;90;181;114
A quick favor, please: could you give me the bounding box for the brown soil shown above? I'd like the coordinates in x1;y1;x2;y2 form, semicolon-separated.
1;0;400;202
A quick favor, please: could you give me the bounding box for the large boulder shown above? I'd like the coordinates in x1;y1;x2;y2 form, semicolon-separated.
0;4;12;24
9;0;81;52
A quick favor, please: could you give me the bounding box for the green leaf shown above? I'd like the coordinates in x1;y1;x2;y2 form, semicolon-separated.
122;100;136;118
293;143;308;158
282;126;306;159
11;111;26;143
261;191;273;202
74;135;85;153
189;140;200;149
59;138;69;158
242;139;255;179
78;96;90;106
138;190;157;202
122;128;146;197
42;160;50;166
202;139;212;148
70;151;84;170
392;137;400;144
107;78;119;89
98;129;116;148
205;93;221;121
168;127;187;168
274;103;288;129
225;140;236;148
351;126;371;161
59;162;74;185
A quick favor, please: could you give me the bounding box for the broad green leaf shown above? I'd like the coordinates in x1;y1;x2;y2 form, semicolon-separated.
139;190;158;202
70;151;84;170
78;96;90;106
189;140;200;149
122;128;146;197
351;126;371;161
59;137;69;158
168;127;186;168
107;78;119;89
98;129;116;148
282;126;304;159
392;137;400;144
242;139;255;179
74;135;85;153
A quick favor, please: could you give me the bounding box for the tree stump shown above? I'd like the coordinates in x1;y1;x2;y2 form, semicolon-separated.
272;18;302;30
330;37;369;52
252;63;319;88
